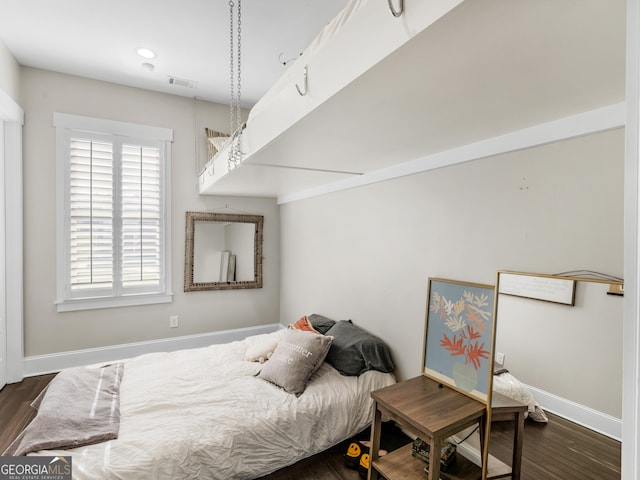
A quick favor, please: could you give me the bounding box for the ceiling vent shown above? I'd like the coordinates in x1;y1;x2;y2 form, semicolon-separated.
168;76;198;89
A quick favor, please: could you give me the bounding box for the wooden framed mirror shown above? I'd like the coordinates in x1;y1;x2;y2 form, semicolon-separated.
184;212;263;291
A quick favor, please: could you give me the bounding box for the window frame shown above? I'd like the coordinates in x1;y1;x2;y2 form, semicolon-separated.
54;113;173;312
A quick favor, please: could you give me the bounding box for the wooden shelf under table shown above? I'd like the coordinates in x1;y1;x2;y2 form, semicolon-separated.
373;443;481;480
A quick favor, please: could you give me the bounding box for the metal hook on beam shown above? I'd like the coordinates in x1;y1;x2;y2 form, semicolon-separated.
295;66;308;96
387;0;404;17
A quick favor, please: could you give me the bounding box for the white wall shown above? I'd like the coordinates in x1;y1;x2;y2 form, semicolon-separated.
0;39;20;101
280;128;624;417
20;67;280;356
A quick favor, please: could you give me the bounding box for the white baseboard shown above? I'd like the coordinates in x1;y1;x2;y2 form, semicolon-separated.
452;385;622;467
527;385;622;441
22;323;281;378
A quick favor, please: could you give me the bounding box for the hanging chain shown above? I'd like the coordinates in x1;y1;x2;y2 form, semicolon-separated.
228;0;242;171
236;0;242;140
228;0;235;159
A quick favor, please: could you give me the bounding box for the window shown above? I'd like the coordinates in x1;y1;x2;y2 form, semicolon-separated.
55;113;173;311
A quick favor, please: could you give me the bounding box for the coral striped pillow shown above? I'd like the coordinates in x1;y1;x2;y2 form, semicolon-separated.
289;315;319;334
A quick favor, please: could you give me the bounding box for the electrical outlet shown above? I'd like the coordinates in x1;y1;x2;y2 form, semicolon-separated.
495;352;505;365
169;315;179;328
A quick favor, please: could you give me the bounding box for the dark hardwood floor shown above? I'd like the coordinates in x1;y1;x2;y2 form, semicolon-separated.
259;415;621;480
0;373;56;453
1;375;621;479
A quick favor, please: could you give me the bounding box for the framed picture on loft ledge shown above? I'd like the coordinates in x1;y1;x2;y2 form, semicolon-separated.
422;277;498;404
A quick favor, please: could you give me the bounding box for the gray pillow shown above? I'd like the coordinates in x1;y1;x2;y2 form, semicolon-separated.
257;329;333;395
324;320;395;376
308;313;337;334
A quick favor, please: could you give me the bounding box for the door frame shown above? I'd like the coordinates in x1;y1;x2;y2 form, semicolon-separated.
0;116;4;389
0;87;24;385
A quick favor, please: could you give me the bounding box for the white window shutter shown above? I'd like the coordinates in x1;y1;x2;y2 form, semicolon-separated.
121;144;161;289
69;139;114;291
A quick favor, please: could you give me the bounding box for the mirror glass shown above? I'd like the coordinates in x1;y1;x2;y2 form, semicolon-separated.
495;271;623;421
184;212;263;291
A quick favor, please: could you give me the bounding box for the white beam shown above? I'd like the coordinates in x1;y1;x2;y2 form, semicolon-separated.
278;102;625;205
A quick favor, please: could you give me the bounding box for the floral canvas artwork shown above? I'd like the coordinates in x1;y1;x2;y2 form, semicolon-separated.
423;278;496;404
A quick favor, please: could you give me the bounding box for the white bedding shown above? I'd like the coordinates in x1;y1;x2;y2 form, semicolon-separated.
30;330;396;479
493;371;548;423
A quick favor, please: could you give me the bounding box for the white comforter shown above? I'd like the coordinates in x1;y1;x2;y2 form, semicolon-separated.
31;330;395;479
493;371;548;423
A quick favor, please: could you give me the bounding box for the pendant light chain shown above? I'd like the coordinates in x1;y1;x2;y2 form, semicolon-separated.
228;0;242;170
237;0;242;137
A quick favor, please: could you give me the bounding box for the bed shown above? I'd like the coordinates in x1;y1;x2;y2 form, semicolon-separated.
198;0;465;197
197;0;622;200
7;317;396;480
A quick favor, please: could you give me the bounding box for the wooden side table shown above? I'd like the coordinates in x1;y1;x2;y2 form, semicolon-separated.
369;375;487;480
368;376;527;480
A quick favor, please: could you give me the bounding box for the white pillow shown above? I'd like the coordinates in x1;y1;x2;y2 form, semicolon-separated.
244;337;280;363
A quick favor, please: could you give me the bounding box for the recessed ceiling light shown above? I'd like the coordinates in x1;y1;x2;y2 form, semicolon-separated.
142;62;155;72
136;48;156;59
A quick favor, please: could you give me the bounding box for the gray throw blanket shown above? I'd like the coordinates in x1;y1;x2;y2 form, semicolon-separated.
4;363;124;456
